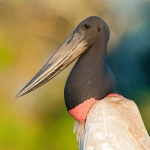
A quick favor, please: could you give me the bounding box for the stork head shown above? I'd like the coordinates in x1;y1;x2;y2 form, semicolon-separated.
16;16;111;98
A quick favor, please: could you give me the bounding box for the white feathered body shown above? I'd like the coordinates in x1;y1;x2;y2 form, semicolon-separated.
74;96;150;150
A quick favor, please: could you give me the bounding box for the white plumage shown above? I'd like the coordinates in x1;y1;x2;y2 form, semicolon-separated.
75;95;150;150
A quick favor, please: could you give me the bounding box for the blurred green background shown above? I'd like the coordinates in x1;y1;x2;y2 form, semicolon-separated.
1;0;150;149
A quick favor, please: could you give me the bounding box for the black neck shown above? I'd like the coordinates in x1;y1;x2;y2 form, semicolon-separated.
64;42;115;110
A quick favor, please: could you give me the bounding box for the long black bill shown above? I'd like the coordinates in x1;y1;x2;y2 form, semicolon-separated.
16;30;88;98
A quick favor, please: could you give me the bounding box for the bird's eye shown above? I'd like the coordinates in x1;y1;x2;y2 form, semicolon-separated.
83;23;90;29
98;28;101;32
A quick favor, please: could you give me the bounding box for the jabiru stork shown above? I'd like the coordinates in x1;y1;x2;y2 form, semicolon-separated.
16;16;150;150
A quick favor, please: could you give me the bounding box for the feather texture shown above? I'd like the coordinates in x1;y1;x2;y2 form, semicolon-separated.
74;96;150;150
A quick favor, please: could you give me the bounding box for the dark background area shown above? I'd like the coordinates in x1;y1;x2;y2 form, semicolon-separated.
0;0;150;149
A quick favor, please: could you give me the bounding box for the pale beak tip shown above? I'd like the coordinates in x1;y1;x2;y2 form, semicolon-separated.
15;94;20;98
15;92;23;98
15;88;27;98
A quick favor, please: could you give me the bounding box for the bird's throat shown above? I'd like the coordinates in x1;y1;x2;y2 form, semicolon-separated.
69;98;99;122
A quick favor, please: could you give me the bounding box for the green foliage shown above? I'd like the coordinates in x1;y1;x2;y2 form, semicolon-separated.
0;98;77;150
0;41;14;69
